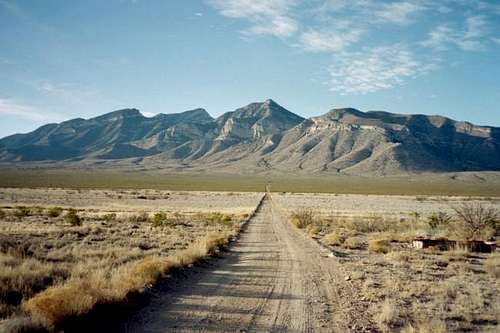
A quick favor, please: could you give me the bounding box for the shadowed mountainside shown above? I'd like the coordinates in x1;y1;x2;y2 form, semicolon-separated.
1;99;499;175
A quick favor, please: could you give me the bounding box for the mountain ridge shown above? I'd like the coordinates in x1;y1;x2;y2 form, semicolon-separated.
1;100;499;175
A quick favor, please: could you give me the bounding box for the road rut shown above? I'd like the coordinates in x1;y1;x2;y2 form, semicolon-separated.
121;194;373;332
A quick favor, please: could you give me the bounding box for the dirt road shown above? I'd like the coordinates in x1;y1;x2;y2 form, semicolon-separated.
121;194;374;332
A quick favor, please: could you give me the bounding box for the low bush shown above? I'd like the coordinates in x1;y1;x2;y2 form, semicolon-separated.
47;207;63;218
290;209;316;229
64;209;81;226
342;237;364;250
129;211;150;223
152;212;188;227
484;252;500;278
102;213;117;222
374;299;399;331
0;209;5;219
151;212;167;227
451;203;497;240
323;232;345;246
14;206;31;219
202;212;233;226
384;250;411;263
426;211;451;230
402;319;447;333
368;239;391;254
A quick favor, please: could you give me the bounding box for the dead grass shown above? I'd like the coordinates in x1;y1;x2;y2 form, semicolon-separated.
402;319;447;333
484;252;500;278
342;237;365;250
322;232;345;246
290;209;316;229
279;195;499;333
368;239;391;254
0;189;259;330
22;230;238;329
374;299;399;332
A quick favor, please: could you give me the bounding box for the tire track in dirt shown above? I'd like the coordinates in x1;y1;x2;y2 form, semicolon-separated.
120;194;374;333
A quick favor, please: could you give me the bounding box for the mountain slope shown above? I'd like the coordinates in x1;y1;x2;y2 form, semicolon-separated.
0;101;498;175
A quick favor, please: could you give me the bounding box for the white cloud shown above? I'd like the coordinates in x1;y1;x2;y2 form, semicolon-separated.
210;0;298;37
300;28;362;52
36;81;100;106
464;15;486;39
0;98;51;121
422;15;487;51
375;1;424;25
328;45;432;94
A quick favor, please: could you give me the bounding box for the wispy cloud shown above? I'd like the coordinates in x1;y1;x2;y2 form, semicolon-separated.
422;15;488;51
35;81;100;106
374;1;425;25
328;45;433;94
209;0;298;37
299;25;362;52
0;98;56;121
311;0;426;26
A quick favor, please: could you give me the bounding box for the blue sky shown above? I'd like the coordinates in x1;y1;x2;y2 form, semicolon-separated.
1;0;500;137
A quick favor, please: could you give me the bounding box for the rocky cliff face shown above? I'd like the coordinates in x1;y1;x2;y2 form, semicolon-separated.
1;100;498;175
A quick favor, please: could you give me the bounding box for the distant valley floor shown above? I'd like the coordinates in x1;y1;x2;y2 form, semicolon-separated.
0;167;499;196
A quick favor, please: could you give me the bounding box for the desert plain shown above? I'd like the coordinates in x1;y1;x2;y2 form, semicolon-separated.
0;186;498;332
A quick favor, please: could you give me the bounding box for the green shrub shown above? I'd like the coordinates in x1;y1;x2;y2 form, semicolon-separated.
102;213;117;222
14;206;31;219
152;212;168;227
0;209;5;219
198;212;234;226
47;207;63;218
427;212;451;229
64;209;81;226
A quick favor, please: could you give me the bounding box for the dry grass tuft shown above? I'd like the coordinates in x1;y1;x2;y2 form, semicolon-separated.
13;206;31;219
46;207;63;218
484;252;500;278
64;208;81;226
374;299;399;331
384;250;411;263
402;319;447;333
342;236;364;250
322;232;345;246
23;279;97;327
290;209;316;229
368;239;391;254
21;230;235;329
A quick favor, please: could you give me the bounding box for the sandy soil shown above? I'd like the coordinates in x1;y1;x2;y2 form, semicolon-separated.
274;192;500;219
0;188;262;214
119;194;375;333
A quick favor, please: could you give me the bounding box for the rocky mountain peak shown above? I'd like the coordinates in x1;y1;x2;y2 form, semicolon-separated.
0;101;498;174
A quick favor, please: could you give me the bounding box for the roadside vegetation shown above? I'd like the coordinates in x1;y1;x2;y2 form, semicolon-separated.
287;201;499;332
0;193;259;332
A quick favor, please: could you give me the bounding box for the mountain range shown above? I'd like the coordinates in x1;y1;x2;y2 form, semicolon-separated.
1;99;499;175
